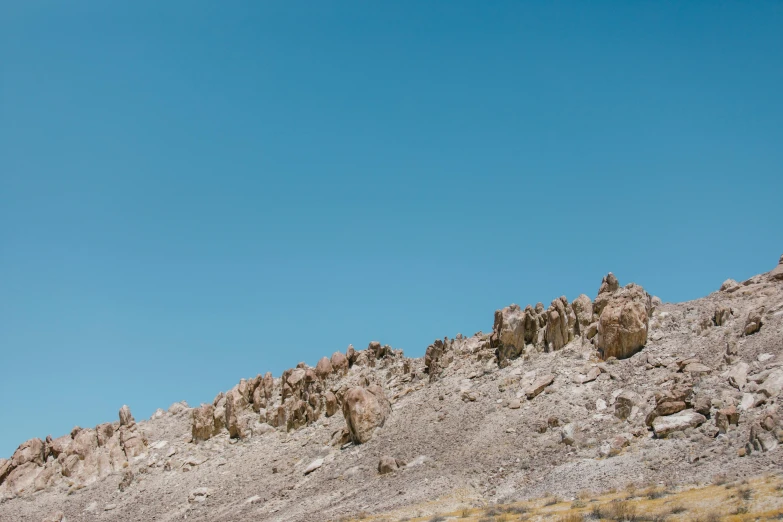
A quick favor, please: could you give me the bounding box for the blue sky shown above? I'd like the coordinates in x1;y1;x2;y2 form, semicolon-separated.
1;1;781;458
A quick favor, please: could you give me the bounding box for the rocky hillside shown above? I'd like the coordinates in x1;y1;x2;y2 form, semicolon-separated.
2;256;783;522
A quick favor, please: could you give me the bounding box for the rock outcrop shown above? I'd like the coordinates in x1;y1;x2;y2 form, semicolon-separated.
595;279;652;360
342;385;391;444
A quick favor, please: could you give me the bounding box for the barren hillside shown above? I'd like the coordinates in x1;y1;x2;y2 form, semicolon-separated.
2;256;782;522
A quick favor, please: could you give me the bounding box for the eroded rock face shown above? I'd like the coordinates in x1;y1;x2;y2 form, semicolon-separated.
713;306;732;326
744;306;764;336
11;439;46;468
192;404;215;442
595;279;652;360
119;405;135;427
571;294;593;335
342;385;391;444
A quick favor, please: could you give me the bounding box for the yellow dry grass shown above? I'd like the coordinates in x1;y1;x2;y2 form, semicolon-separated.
336;473;783;522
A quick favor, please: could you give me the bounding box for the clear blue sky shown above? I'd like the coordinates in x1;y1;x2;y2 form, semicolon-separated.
1;1;781;458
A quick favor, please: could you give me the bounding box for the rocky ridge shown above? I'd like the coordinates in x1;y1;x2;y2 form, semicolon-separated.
2;255;783;521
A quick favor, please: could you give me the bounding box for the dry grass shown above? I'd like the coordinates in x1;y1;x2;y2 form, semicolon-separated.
340;474;783;522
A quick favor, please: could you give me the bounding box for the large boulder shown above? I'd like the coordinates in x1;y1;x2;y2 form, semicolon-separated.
342;385;391;444
119;427;145;458
192;404;215;442
571;294;593;335
315;357;333;379
11;438;45;468
330;351;349;374
225;393;245;439
325;391;339;417
68;428;98;460
95;423;115;447
545;297;571;352
759;370;783;398
492;304;526;364
652;409;706;438
525;374;555;400
595;279;652;360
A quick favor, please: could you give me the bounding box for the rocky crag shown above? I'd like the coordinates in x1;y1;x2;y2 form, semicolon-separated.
2;255;783;522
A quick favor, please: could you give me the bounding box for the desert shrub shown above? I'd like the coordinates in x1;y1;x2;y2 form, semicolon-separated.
559;514;585;522
429;517;447;522
572;500;587;509
738;487;752;500
712;474;728;486
733;505;748;515
667;505;687;515
645;487;666;500
501;505;528;514
609;501;637;522
590;504;604;520
544;497;561;506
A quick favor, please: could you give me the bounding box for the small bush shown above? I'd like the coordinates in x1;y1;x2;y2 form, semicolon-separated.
429;517;446;522
667;505;686;515
590;504;604;520
544;497;560;507
559;514;585;522
609;501;637;522
645;487;666;500
733;505;748;515
738;487;752;501
572;500;587;509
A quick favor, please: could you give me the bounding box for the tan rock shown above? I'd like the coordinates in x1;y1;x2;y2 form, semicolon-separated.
95;423;115;447
192;404;215;442
378;455;402;474
656;400;687;416
315;356;333;379
652;409;706;437
727;362;749;390
615;390;642;420
571;294;593;335
342;385;391;444
68;428;98;460
759;369;783;398
225;392;245;439
11;438;45;467
119;405;135;427
331;351;349;374
744;306;764;336
492;304;529;366
5;462;39;496
119;427;146;458
713;306;731;326
47;435;71;459
525;374;555;400
0;459;13;485
596;281;651;360
545;297;570;352
325;391;339;417
715;406;739;434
